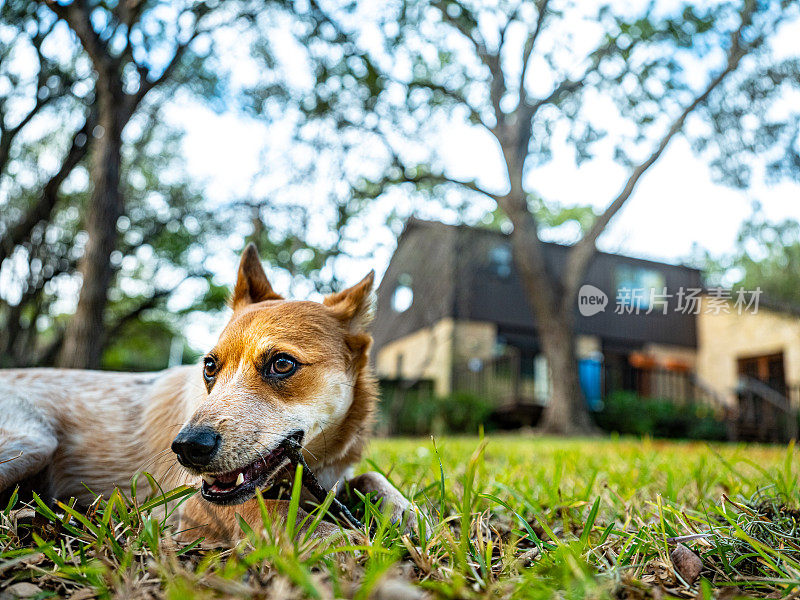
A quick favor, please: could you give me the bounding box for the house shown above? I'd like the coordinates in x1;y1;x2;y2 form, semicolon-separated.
373;219;800;439
373;219;702;397
697;296;800;407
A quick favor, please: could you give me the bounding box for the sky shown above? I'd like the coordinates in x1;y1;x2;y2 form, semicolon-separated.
168;0;800;272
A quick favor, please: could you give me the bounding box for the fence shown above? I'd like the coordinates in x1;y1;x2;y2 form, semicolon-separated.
603;362;730;413
453;351;538;409
454;351;729;411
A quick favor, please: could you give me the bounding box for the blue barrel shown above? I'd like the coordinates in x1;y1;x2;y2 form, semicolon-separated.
579;355;603;411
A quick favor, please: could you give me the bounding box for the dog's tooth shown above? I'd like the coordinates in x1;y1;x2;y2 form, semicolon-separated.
236;472;244;486
201;475;215;485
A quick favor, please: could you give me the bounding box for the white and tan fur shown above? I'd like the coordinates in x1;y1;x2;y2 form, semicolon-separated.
0;244;409;544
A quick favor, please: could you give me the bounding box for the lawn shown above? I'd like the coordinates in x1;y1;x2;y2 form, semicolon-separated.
1;435;798;599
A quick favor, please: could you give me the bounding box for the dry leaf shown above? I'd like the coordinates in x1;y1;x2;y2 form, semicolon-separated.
670;544;702;584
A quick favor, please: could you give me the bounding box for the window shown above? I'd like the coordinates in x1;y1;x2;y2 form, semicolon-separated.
391;274;414;313
467;358;483;372
534;354;550;404
615;265;665;310
488;243;513;278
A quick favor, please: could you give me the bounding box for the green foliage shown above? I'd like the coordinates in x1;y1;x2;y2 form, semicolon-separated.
702;205;800;306
594;391;728;441
483;198;598;238
378;383;493;435
101;320;200;372
248;0;800;207
438;392;495;433
0;0;372;370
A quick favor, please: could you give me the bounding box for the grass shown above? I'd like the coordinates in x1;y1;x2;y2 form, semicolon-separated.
1;434;799;599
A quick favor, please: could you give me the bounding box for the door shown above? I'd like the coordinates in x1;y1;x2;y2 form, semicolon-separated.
737;352;787;395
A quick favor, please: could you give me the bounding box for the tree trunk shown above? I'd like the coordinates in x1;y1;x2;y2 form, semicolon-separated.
508;237;595;435
57;91;124;369
0;301;24;367
537;323;595;434
497;153;595;435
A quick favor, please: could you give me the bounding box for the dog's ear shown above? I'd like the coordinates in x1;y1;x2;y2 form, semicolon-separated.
231;243;282;310
323;270;375;333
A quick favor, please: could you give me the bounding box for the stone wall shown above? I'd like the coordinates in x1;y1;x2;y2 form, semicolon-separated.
696;298;800;400
374;319;497;396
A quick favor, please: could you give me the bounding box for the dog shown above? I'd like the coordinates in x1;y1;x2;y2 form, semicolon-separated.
0;244;410;543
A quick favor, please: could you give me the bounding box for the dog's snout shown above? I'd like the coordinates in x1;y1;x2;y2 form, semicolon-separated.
171;426;221;468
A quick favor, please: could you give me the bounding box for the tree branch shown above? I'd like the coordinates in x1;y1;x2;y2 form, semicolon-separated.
2;249;77;366
0;107;96;267
124;4;212;117
518;0;550;108
407;79;488;127
101;288;172;344
508;74;584;171
410;171;502;201
100;268;212;350
503;33;618;177
362;163;501;203
432;1;490;58
498;2;523;50
561;0;755;308
134;31;200;102
44;0;114;76
0;26;64;175
432;1;506;123
0;96;53;178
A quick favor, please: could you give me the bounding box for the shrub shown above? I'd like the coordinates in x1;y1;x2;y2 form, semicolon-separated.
438;392;494;433
378;383;493;435
594;391;727;441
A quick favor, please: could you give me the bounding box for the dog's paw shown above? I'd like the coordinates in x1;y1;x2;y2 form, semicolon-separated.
367;492;428;539
385;494;414;529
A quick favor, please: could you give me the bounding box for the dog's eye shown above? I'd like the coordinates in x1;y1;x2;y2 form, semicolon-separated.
203;356;217;382
268;354;297;377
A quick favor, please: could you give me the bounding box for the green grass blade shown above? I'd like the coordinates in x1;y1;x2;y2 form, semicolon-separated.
286;463;303;540
580;496;601;546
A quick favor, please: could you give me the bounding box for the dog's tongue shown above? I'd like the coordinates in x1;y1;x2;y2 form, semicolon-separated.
214;471;239;484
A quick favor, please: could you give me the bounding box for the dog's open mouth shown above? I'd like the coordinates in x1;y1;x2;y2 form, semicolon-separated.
199;432;301;505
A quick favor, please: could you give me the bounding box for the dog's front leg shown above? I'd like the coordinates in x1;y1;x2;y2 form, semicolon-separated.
339;472;413;526
174;494;346;546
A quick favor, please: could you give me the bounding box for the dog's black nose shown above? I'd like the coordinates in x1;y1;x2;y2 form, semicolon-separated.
171;427;221;468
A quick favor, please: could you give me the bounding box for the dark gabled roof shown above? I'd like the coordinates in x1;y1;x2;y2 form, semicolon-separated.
372;219;703;353
372;220;459;351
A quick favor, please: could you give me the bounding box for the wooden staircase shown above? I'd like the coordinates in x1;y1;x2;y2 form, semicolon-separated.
731;376;798;443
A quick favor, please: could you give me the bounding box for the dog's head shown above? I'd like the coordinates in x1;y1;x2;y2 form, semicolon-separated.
171;244;376;505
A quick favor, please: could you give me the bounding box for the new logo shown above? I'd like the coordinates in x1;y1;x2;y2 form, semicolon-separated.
578;285;608;317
